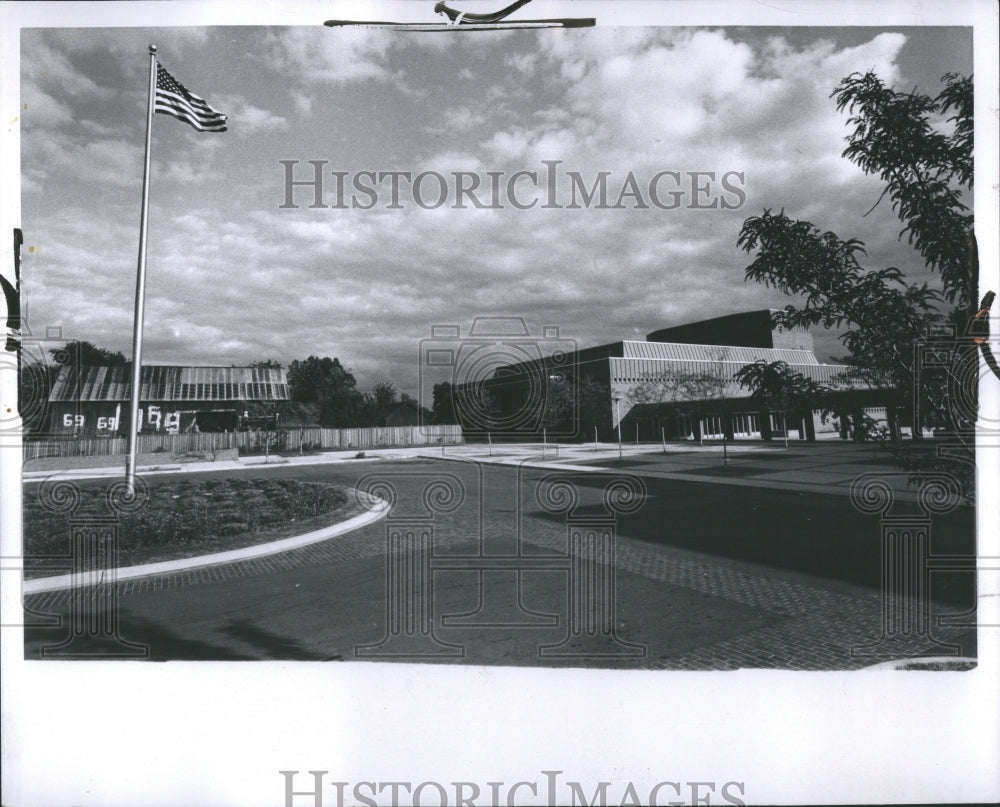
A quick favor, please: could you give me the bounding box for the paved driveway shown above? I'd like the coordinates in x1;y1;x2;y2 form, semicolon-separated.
23;458;976;667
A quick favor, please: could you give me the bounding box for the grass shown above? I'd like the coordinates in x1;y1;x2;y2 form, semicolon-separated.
23;478;358;577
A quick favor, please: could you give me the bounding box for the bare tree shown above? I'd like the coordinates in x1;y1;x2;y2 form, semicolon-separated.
625;349;736;444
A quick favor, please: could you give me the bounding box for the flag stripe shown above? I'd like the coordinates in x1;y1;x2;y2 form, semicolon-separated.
153;63;228;132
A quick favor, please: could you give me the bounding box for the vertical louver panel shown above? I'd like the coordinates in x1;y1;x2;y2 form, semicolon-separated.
47;365;290;402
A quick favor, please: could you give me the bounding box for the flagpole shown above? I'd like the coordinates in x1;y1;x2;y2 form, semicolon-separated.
126;45;157;495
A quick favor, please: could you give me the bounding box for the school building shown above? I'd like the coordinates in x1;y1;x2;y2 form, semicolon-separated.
461;310;887;441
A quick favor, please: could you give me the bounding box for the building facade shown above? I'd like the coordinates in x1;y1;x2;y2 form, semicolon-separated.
45;364;289;437
460;310;885;441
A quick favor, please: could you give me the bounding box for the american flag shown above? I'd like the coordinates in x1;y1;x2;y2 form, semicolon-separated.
154;63;227;132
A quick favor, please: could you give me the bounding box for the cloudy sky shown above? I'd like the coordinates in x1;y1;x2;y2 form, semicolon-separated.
16;7;974;403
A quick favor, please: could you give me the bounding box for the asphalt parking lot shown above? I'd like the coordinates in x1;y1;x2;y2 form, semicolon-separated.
22;445;978;668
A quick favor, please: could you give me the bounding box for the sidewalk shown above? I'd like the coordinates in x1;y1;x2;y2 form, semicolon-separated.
20;444;446;481
423;439;969;506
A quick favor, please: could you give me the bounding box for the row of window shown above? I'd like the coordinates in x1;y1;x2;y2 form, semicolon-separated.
155;382;289;400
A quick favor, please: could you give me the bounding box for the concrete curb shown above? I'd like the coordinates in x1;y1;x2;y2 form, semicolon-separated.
21;450;432;483
418;452;613;474
22;462;241;482
22;489;389;595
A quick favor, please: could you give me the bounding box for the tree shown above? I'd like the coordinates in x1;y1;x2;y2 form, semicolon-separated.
431;381;457;425
737;210;944;426
737;70;973;442
50;340;128;366
286;355;361;427
445;379;502;432
398;392;435;426
18;357;53;437
287;355;355;402
539;372;611;440
355;381;401;427
249;359;283;369
832;71;973;308
625;350;735;441
273;400;320;426
16;340;127;437
733;360;829;444
539;374;575;434
371;381;398;417
577;376;612;438
673;353;737;441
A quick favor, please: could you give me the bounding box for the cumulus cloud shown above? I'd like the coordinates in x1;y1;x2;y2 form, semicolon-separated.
274;26;393;85
217;97;289;135
17;24;972;396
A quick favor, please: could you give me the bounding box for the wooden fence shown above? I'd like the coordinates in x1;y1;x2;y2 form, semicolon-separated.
23;424;463;461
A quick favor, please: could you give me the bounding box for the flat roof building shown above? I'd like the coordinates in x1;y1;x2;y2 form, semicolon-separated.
456;310;882;442
646;308;814;352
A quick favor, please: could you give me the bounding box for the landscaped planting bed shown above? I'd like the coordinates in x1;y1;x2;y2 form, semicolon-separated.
23;478;356;576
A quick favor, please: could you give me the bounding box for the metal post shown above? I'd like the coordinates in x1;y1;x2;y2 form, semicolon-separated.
614;398;622;461
126;45;158;496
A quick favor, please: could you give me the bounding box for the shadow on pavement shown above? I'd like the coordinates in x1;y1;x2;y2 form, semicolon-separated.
531;472;976;608
23;612;331;661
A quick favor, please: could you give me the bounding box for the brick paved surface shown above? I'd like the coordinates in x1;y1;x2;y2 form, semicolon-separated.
22;455;977;667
